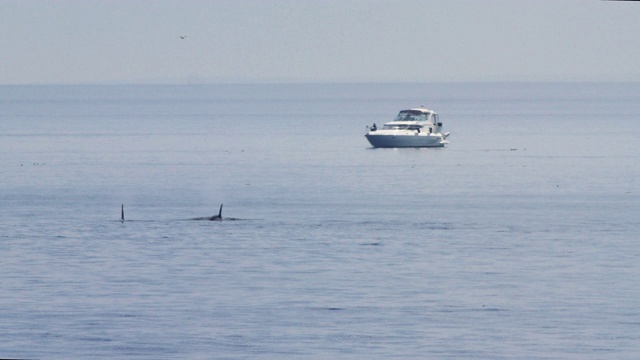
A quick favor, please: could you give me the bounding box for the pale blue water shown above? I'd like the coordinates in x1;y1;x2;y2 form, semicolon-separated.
1;83;639;359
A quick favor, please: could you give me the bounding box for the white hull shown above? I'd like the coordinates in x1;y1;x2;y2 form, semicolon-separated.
365;132;448;148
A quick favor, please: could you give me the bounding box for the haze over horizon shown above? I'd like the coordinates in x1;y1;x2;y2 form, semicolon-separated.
2;0;639;85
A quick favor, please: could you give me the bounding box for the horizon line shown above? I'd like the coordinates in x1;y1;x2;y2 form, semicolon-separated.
3;79;640;86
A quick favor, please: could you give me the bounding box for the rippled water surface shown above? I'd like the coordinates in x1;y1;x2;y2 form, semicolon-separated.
1;83;640;359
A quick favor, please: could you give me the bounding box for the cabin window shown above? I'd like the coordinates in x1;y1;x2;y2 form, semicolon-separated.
383;124;409;130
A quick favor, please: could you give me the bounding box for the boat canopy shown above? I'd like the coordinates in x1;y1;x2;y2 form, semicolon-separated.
393;109;434;122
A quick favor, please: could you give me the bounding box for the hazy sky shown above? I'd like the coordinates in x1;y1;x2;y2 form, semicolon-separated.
2;0;639;84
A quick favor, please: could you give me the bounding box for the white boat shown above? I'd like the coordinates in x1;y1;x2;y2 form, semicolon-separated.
365;106;450;148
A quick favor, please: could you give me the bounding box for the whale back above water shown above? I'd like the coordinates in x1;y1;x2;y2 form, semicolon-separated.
120;203;241;221
209;204;223;221
190;204;241;221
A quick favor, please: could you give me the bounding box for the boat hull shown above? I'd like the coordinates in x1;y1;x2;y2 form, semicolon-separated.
365;133;447;148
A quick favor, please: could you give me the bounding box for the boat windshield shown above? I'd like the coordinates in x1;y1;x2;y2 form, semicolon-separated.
393;110;430;122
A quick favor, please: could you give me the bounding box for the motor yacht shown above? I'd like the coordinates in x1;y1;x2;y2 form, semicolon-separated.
365;106;450;148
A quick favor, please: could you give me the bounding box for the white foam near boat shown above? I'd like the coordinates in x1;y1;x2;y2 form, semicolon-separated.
365;106;450;148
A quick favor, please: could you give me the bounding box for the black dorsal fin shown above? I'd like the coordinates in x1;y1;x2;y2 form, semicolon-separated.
209;204;224;221
121;204;124;222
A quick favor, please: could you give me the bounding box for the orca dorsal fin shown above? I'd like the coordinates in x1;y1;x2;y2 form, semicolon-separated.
121;204;125;222
209;204;223;221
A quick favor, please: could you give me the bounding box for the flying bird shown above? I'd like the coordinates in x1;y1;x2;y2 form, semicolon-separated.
179;35;187;39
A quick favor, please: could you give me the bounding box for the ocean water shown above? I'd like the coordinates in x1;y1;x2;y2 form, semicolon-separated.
1;82;639;359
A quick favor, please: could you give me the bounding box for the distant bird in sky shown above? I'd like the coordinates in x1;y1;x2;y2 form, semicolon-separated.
179;35;187;39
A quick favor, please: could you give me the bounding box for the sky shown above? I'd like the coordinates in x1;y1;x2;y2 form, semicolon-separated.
1;0;639;84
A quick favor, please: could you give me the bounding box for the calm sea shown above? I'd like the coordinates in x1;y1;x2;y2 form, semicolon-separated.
1;83;639;359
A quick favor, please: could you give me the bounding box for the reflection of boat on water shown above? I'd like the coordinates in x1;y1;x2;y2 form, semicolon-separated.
365;106;450;148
